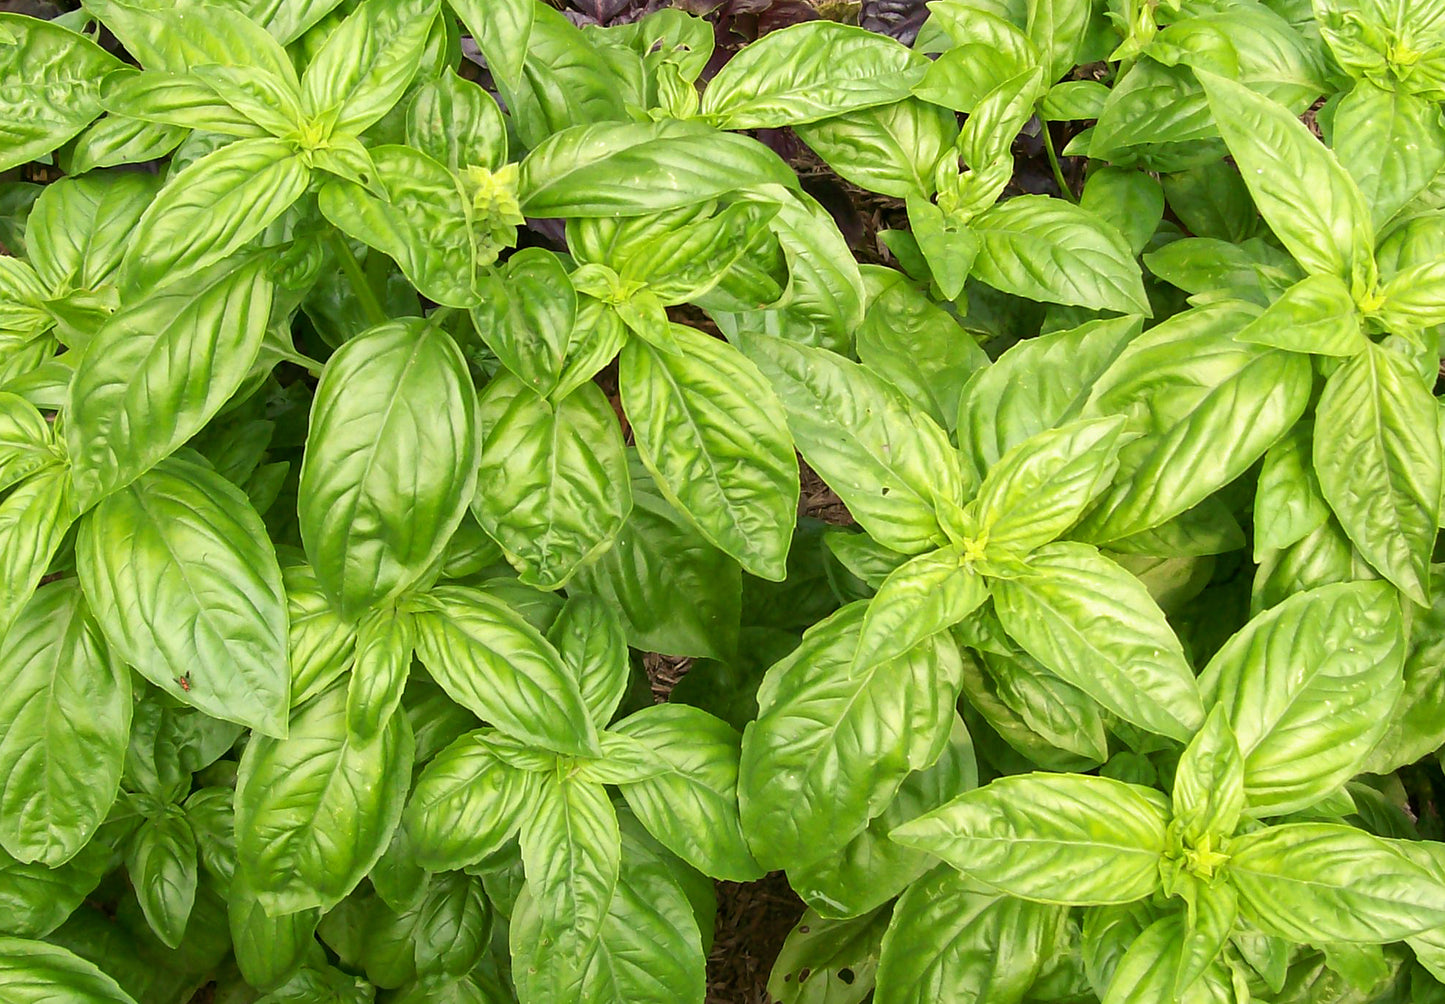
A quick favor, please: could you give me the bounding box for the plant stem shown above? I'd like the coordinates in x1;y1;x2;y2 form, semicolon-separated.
1040;121;1076;203
329;233;388;327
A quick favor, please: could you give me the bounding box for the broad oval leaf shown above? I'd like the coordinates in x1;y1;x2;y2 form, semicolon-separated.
856;547;988;670
1197;581;1405;817
126;810;197;950
620;323;797;582
78;456;289;736
235;678;414;914
890;773;1169;905
0;938;139;1004
299;319;479;618
0;580;128;866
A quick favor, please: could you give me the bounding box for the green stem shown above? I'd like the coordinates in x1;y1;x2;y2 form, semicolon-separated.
274;346;325;377
1040;120;1076;203
422;306;456;334
329;233;388;327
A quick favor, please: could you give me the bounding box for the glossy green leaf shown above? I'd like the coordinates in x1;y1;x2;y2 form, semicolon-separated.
740;602;964;871
228;880;320;992
299;0;438;137
794;99;957;200
447;0;532;91
1172;705;1245;843
404;730;541;870
472;375;630;590
411;584;599;757
891;773;1169;905
0;15;124;173
1079;167;1165;257
1334;81;1445;229
0;839;112;939
67;257;273;509
1378;257;1445;328
235;678;414;914
1314;343;1440;606
0;938;139;1004
0;393;54;496
992;541;1204;741
547;593;629;729
126;809;197;950
361;871;491;988
1234;273;1368;356
1198;581;1405;816
1364;565;1445;773
613;704;763;881
346;607;414;744
78;456;289;736
299;319;478;617
1254;421;1331;556
621;322;797;582
25;171;160;293
855;547;989;670
0;581;128;867
406;69;507;172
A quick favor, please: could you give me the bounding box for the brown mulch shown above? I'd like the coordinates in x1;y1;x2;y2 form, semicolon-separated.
707;871;808;1003
799;459;854;526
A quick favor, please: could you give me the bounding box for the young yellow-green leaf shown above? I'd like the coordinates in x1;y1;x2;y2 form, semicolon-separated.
299;320;479;618
970;196;1151;314
875;869;1057;1004
738;330;965;555
1228;823;1445;943
739;602;963;872
1198;71;1374;284
346;607;414;745
410;585;600;757
1314;343;1440;606
318;146;480;308
0;393;54;495
0;466;74;647
1378;258;1445;328
77;456;290;736
0;15;125;173
67;257;273;510
119;137;309;290
992;541;1205;742
0;581;128;867
1234;273;1368;356
1197;581;1404;817
1172;705;1245;843
471;375;631;591
126;809;197;950
701;21;926;129
299;0;439;137
235;678;414;914
890;773;1170;905
470;249;575;398
0;938;140;1004
855;547;989;670
519;119;797;218
404;730;541;871
612;704;763;882
1333;81;1445;230
621;323;798;582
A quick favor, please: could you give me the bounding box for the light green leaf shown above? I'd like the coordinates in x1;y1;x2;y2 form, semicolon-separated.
547;593;629;729
299;320;478;617
78;456;289;736
891;773;1169;905
769;907;887;1004
0;938;139;1004
1234;273;1368;356
447;0;532;91
794;99;957;200
126;809;197;949
855;547;989;669
0;466;73;647
235;677;414;914
1172;705;1245;843
405;69;507;172
470;248;575;398
0;392;54;495
299;0;439;137
345;607;414;744
1333;81;1445;230
621;322;798;582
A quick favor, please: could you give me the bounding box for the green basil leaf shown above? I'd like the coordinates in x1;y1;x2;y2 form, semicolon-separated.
299;0;438;137
1173;705;1245;843
0;14;124;172
366;870;491;988
0;580;127;867
411;584;599;757
794;98;958;200
471;375;630;590
518;775;620;965
1228;823;1445;942
284;560;355;709
1378;257;1445;328
67;257;273;509
1026;0;1090;82
960;643;1111;769
0;464;72;648
236;677;413;914
876;870;1056;1004
25;171;160;293
1314;343;1440;606
228;880;319;992
974;416;1130;557
125;810;197;950
1197;581;1405;817
970;195;1151;314
1234;273;1368;356
98;68;261;137
1039;79;1111;119
404;729;540;870
570;453;742;661
621;323;797;582
1364;565;1445;773
346;607;414;745
519;119;797;218
1077;302;1312;543
1199;70;1374;284
891;773;1169;905
992;541;1205;741
1079;167;1166;258
299;319;479;617
1254;420;1332;556
82;0;294;76
738;330;963;555
0;839;112;939
1334;81;1445;230
0;938;139;1004
856;547;989;670
318;146;479;308
701;21;925;129
739;602;964;871
405;68;507;172
78;455;290;736
769;909;886;1002
766;187;869;352
547;593;629;729
447;0;532;92
0;392;54;495
119;137;309;291
612;704;763;882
